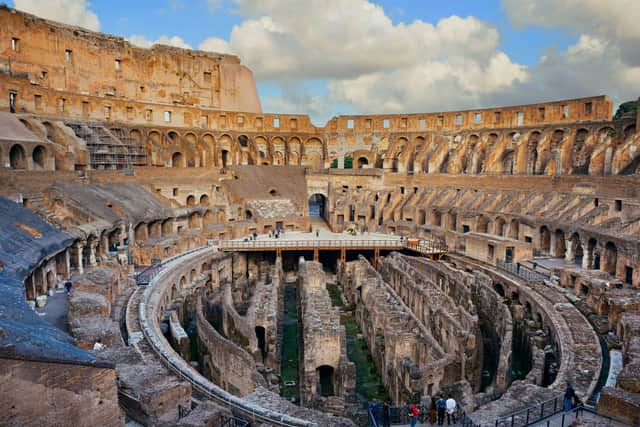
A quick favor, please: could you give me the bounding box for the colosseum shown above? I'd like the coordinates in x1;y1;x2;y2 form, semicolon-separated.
0;4;639;427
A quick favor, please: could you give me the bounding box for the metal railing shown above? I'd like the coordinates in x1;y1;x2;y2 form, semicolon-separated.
367;403;473;427
219;237;447;254
477;394;564;427
221;415;250;427
496;260;548;283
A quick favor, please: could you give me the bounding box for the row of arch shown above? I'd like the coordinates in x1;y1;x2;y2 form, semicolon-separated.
3;143;50;170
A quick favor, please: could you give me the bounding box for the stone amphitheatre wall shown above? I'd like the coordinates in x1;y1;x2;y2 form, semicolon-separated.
0;6;261;113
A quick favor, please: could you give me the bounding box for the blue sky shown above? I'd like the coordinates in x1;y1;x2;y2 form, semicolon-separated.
11;0;639;124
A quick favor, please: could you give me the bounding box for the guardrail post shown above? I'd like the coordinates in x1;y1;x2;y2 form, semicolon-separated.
526;408;530;424
540;401;544;419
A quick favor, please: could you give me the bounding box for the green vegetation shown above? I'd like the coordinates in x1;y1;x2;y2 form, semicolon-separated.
614;100;638;120
280;285;300;401
326;283;389;403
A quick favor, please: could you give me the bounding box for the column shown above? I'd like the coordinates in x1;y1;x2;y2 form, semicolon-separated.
564;237;575;264
581;239;593;269
549;232;558;257
75;241;84;274
88;240;98;266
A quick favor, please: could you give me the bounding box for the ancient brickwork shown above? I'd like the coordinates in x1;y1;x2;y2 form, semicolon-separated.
298;258;355;413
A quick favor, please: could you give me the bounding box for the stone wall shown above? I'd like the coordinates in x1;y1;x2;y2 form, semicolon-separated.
298;258;355;414
0;357;123;427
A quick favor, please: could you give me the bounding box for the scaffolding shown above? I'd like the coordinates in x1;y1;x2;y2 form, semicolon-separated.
66;121;149;170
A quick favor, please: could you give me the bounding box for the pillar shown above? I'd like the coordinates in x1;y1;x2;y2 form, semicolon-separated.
88;240;98;266
581;239;593;269
549;233;558;257
564;237;575;264
40;268;47;293
75;241;85;274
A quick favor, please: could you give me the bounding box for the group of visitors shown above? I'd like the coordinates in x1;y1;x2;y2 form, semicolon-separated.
375;394;458;426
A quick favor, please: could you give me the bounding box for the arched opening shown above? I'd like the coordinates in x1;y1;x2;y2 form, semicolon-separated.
134;223;148;242
357;157;369;168
161;218;173;236
172;151;185;167
540;226;551;254
245;210;253;220
203;210;214;224
190;268;197;283
316;365;334;396
200;194;210;206
46;271;55;290
188;212;201;228
508;219;519;240
603;241;618;276
502;151;515;174
9;144;27;169
32;145;47;170
221;149;230;167
186;195;196;206
431;210;442;227
238;135;248;148
255;326;267;359
493;282;505;297
308;194;326;219
495;217;506;236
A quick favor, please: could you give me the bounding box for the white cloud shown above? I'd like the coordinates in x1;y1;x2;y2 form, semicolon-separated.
199;37;234;54
14;0;99;31
128;35;192;50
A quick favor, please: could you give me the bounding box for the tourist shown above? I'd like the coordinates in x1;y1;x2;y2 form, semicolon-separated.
445;394;456;425
64;280;72;294
316;229;319;238
436;395;446;425
429;396;437;425
253;231;258;240
407;402;419;427
563;383;575;411
93;338;105;352
382;399;391;427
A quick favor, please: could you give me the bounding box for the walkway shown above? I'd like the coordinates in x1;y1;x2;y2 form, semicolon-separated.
34;288;68;332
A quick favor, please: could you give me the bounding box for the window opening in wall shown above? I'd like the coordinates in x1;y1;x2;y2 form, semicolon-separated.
342;185;349;192
115;59;121;71
517;111;524;126
65;49;72;62
401;117;408;127
273;117;280;128
538;107;545;120
488;244;495;260
255;117;263;127
365;118;372;128
203;71;212;81
290;118;297;129
219;114;227;127
562;104;569;118
626;266;634;285
475;113;482;124
615;200;622;211
347;119;354;129
525;236;533;243
413;187;418;194
349;206;355;222
505;246;514;263
400;186;405;194
173;188;178;196
419;118;426;130
82;101;89;116
437;115;444;126
494;111;501;123
104;105;111;119
585;102;593;115
455;114;463;126
126;106;133;119
164;111;171;123
41;70;47;79
462;225;470;233
237;115;245;125
59;98;66;112
201;115;208;128
11;38;19;51
383;118;390;128
34;94;42;110
594;198;599;207
9;92;17;113
145;109;152;121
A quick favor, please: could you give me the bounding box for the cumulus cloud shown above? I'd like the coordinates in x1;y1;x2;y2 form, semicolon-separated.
128;35;192;50
199;37;234;54
14;0;100;31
